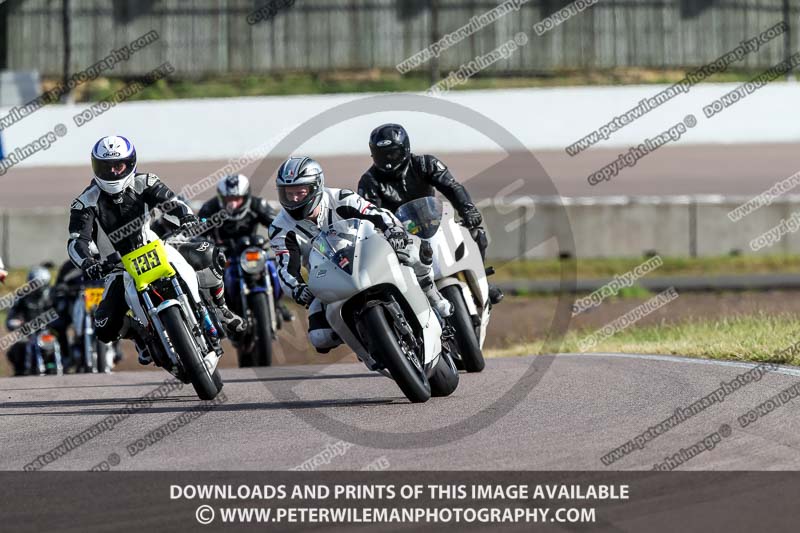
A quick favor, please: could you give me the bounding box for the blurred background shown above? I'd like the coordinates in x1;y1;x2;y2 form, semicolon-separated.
3;0;800;375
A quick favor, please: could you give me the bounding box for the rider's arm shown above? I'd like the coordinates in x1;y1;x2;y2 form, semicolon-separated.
269;223;304;294
141;174;193;220
419;155;476;216
334;189;398;232
67;200;97;269
357;173;384;208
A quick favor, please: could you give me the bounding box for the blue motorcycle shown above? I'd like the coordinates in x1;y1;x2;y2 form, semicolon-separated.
223;235;282;367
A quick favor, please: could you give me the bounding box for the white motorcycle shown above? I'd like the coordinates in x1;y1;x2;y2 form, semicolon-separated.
307;218;459;403
397;197;490;372
99;238;224;400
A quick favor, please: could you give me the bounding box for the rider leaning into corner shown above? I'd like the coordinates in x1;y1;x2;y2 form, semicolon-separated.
269;156;453;354
197;174;294;322
357;123;503;305
67;135;246;365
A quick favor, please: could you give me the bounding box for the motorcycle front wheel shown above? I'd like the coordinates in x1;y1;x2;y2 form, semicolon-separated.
160;306;218;401
362;305;431;403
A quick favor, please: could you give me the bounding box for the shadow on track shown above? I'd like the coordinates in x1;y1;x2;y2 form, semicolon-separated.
0;396;398;417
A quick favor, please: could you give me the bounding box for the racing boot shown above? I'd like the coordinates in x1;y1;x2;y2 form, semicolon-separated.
279;302;295;322
488;284;504;305
419;275;453;318
209;287;246;341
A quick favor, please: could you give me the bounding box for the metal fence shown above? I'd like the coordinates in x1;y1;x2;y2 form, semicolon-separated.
1;0;796;77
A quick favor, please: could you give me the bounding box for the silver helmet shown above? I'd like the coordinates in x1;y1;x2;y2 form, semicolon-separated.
216;174;251;219
276;157;324;220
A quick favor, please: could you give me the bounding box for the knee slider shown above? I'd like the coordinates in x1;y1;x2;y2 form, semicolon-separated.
308;328;340;350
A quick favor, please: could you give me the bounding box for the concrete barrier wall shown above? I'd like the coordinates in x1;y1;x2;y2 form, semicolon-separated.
4;83;800;169
3;196;800;268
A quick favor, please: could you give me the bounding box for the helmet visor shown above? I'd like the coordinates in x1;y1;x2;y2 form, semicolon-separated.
223;195;246;212
371;145;406;170
92;157;134;182
279;184;316;209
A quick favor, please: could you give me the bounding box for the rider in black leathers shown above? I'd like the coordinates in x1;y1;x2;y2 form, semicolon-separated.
357;123;503;304
5;267;55;375
197;174;294;322
67;136;245;365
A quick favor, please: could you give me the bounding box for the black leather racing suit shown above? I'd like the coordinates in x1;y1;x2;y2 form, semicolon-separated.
197;195;294;321
197;196;279;249
357;154;489;258
5;287;54;375
67;173;229;344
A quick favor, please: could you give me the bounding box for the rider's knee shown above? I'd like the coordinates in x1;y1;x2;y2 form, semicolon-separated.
179;241;225;280
95;314;120;344
308;328;340;351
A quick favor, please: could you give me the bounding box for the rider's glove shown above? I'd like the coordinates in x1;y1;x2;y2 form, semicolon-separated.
82;260;105;281
292;284;314;307
179;215;201;236
460;203;483;229
384;226;410;253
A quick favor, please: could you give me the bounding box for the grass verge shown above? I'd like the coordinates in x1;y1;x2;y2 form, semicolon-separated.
44;67;795;102
487;313;800;366
493;255;800;281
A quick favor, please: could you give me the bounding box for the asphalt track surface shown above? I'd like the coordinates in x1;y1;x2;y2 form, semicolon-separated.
5;143;799;208
2;353;799;471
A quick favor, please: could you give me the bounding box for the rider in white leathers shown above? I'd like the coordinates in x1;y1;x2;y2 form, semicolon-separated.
269;156;453;353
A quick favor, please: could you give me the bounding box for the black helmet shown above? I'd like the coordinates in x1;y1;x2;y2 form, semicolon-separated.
369;123;411;174
276;156;325;220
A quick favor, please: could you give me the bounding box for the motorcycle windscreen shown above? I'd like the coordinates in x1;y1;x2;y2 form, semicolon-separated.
395;197;443;239
312;219;359;275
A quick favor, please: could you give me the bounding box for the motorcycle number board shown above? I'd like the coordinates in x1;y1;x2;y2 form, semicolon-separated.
84;287;105;311
122;240;176;291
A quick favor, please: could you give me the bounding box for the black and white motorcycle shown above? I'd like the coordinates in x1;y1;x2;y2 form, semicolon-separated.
98;238;224;400
307;219;459;403
397;197;490;372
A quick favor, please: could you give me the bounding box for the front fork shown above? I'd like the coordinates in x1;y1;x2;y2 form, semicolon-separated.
140;277;215;371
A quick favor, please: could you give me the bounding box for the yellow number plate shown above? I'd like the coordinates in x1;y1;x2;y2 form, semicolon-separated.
122;240;176;291
84;287;105;311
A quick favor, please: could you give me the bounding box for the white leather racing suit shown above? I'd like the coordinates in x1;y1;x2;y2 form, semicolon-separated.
269;187;447;351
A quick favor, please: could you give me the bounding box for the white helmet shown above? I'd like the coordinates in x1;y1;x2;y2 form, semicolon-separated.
91;135;137;195
216;174;251;219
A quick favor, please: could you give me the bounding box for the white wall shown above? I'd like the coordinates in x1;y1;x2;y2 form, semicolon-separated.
2;82;800;167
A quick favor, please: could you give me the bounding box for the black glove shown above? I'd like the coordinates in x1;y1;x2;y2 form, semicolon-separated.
460;204;482;229
292;284;314;307
179;215;201;236
384;226;410;252
82;260;105;281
